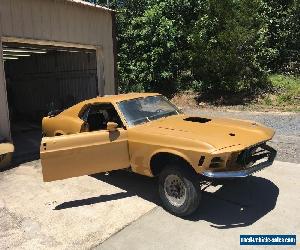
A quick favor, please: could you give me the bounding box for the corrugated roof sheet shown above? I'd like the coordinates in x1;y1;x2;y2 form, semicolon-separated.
65;0;114;12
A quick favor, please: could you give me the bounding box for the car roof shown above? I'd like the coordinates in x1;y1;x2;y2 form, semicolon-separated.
87;92;160;104
63;93;161;116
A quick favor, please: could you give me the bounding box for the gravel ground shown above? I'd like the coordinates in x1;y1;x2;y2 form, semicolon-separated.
184;108;300;163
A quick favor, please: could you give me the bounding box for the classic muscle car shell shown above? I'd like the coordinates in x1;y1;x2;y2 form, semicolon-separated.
41;93;276;216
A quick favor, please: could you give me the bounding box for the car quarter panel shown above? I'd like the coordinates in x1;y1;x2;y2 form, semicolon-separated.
43;116;84;136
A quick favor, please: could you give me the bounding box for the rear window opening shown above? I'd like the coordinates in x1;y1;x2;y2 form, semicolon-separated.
184;117;211;123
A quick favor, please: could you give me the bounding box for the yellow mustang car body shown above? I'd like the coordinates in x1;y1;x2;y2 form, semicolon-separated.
41;92;275;180
41;93;276;216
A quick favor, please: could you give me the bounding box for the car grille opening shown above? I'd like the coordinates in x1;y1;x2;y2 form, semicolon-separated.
210;157;224;168
236;143;271;168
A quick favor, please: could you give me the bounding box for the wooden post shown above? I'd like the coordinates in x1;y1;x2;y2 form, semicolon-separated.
0;12;11;140
111;11;118;94
96;46;105;96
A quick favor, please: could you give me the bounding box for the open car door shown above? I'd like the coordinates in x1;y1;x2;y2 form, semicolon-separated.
41;129;129;182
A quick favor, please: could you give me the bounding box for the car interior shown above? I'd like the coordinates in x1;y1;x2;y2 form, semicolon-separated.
81;103;123;132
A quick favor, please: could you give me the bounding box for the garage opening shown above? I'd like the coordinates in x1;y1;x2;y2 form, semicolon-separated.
3;42;98;163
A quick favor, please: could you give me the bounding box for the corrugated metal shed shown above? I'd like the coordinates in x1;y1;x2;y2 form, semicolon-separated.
0;0;117;139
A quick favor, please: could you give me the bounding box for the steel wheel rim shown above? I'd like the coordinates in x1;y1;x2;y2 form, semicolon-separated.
164;174;187;207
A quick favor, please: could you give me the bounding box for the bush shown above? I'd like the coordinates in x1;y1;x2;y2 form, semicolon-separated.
191;0;270;95
115;0;201;96
259;0;300;74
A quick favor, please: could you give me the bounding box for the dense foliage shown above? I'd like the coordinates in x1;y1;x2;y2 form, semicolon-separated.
191;0;268;94
260;0;300;74
86;0;299;96
115;0;201;94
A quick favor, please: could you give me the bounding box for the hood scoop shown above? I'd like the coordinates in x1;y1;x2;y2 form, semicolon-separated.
184;117;211;123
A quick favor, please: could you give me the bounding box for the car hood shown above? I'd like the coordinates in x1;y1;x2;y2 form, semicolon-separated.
135;114;275;151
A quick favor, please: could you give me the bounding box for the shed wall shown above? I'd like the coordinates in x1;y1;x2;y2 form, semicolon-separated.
0;37;11;138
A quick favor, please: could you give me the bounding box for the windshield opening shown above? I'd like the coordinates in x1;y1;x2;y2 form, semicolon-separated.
118;95;182;126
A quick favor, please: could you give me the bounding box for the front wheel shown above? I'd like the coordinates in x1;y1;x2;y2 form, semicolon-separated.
158;165;201;217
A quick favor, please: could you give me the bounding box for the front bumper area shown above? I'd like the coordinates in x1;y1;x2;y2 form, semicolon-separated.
201;144;277;178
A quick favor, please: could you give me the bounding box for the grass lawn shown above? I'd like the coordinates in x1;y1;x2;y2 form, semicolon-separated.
256;74;300;112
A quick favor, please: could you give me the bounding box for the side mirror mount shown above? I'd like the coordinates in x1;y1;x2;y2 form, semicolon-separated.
107;122;118;132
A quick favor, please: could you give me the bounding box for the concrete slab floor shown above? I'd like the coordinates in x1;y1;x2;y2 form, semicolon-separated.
1;161;299;250
96;161;300;250
0;161;156;249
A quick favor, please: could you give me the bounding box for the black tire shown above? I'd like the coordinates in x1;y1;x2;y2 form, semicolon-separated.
158;164;201;217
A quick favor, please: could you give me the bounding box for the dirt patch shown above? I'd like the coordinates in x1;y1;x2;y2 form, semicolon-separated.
171;91;300;112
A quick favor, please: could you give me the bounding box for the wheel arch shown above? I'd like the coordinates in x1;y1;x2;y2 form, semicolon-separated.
150;150;196;177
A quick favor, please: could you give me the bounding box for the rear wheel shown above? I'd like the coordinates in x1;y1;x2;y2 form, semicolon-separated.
158;165;201;216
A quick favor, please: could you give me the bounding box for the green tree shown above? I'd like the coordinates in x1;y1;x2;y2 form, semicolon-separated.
191;0;269;95
259;0;300;74
83;0;299;96
116;0;200;94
